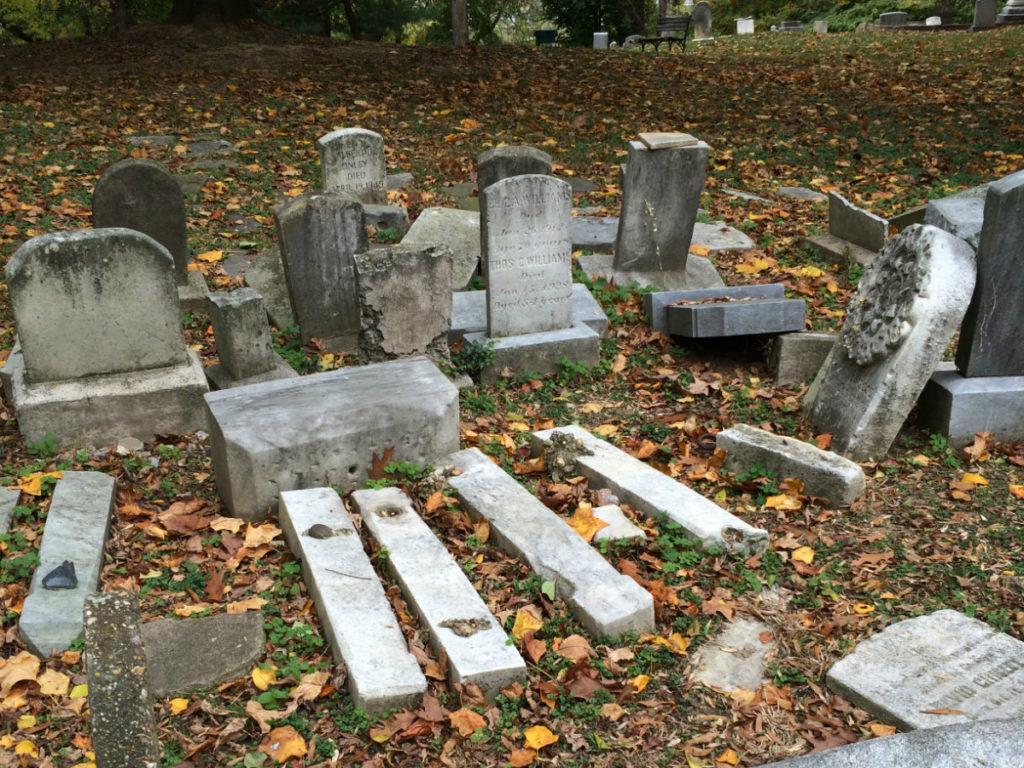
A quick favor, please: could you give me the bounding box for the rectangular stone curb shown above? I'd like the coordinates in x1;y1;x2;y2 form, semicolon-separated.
84;592;161;768
19;471;116;656
451;284;608;342
804;233;877;267
716;424;865;505
828;192;889;252
916;369;1024;447
352;487;526;695
665;297;806;338
645;284;783;334
467;323;601;385
206;356;459;520
0;486;19;535
445;448;654;638
531;426;768;554
769;332;837;386
279;487;426;713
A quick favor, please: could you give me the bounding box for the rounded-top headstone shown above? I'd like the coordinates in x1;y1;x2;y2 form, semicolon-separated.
6;228;187;383
476;145;553;195
92;158;189;282
693;2;713;38
317;128;387;204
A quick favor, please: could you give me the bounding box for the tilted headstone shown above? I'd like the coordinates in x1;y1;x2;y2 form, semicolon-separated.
317;128;387;204
808;226;976;460
274;191;367;352
736;17;754;34
972;0;998;28
828;192;889;252
206;288;296;388
476;145;553;194
482;175;573;338
693;1;713;38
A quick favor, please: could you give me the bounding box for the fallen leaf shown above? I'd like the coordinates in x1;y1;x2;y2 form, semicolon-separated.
716;747;740;765
37;669;70;696
869;722;897;736
289;670;329;702
523;725;558;750
568;503;608;543
0;652;40;697
169;698;189;715
511;607;543;641
554;634;592;662
259;725;306;763
211;516;244;534
251;665;277;691
244;523;282;548
17;471;62;496
765;494;802;511
196;249;224;263
600;702;625;721
449;707;486;736
960;472;988;486
509;748;537;766
1010;484;1024;499
791;546;815;565
630;674;651;692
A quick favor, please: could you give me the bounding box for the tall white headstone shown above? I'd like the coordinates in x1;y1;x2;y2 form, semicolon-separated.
736;17;755;34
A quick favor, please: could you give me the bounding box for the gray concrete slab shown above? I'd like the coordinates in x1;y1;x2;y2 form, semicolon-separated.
916;369;1024;447
466;323;601;384
645;284;784;335
692;618;773;693
665;297;805;338
451;284;608;342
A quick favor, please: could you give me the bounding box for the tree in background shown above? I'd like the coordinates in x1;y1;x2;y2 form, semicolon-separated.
539;0;650;44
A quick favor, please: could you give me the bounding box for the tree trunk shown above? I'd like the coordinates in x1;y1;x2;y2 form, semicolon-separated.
169;0;257;24
340;0;362;39
452;0;468;46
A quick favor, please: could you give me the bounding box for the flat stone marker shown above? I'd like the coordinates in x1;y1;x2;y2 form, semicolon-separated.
692;618;773;693
450;283;608;342
770;332;837;386
955;171;1024;377
717;424;865;505
317;128;387;204
879;10;908;25
777;186;826;202
1;229;209;446
0;486;19;535
827;609;1024;730
279;487;426;712
917;369;1024;447
206;288;296;389
205;356;459;520
84;592;161;768
19;471;115;656
759;719;1021;767
446;448;655;638
482;174;574;336
736;17;755;34
352;487;526;695
808;226;976;461
531;426;767;554
592;505;646;543
275;191;367;352
638;132;698;150
828;192;888;253
646;283;784;335
142;611;265;697
399;207;480;289
665;292;805;338
476;145;552;194
465;324;601;385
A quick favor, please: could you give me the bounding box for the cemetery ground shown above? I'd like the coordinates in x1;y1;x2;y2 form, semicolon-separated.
1;22;1024;768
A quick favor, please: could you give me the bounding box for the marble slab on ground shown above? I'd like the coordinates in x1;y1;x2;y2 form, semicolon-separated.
450;284;608;342
804;233;877;267
592;504;646;543
692;618;773;693
570;216;753;255
646;283;784;335
576;252;725;291
770;332;837;386
665;294;805;338
826;609;1024;730
777;186;827;202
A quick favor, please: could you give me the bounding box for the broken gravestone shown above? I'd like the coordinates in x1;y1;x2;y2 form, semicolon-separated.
476;145;552;194
206;289;296;389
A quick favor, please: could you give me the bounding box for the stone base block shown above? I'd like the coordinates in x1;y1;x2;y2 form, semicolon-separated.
205;357;298;391
917;370;1024;447
179;269;210;313
804;234;876;267
666;296;805;338
363;204;410;237
2;346;209;448
646;283;784;334
571;218;753;256
769;332;837;386
451;284;608;343
576;252;724;291
467;324;600;385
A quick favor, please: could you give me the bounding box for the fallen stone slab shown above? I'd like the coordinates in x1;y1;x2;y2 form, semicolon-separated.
19;472;116;656
142;612;265;697
187;138;237;158
531;426;767;554
828;192;888;253
206;357;459;520
279;487;426;713
465;324;601;385
387;172;414;190
917;369;1024;447
770;332;837;386
665;293;805;338
576;251;725;291
352;487;526;695
717;424;865;505
446;448;654;638
592;505;646;543
692;221;756;252
777;186;827;203
0;486;19;535
692;618;773;693
826;609;1024;730
925;196;985;250
804;233;876;267
400;207;480;290
363;203;410;237
645;283;784;335
128;134;177;147
450;284;608;343
244;246;296;329
722;187;771;204
84;592;161;768
757;719;1021;767
890;204;927;231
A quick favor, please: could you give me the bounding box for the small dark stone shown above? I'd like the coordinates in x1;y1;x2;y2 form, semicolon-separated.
306;524;335;539
42;560;77;590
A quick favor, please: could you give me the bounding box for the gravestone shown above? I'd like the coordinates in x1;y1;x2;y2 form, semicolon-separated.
826;610;1024;729
828;192;889;252
84;592;161;768
400;207;481;289
476;145;552;195
1;229;209;446
924;184;989;250
973;0;998;28
812;20;829;33
274;192;367;352
879;11;908;25
93;158;208;309
0;487;18;535
999;0;1024;22
736;17;754;34
693;619;773;693
778;20;803;31
206;289;297;389
926;15;943;24
317;128;387;204
807;226;976;460
693;1;713;38
593;31;610;48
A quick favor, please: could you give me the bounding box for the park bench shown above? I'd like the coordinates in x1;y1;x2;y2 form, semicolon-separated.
638;15;691;51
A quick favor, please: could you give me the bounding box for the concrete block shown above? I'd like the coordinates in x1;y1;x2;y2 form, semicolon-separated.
400;208;480;290
804;233;877;267
646;283;784;335
717;424;865;504
592;505;647;543
352;488;526;695
916;369;1024;447
0;486;20;535
279;487;426;713
142;612;265;697
206;357;459;520
925;196;985;250
206;288;297;390
20;472;116;656
665;296;806;338
450;284;608;343
466;323;600;384
363;203;410;237
769;332;837;386
828;192;888;252
446;448;655;638
531;426;768;554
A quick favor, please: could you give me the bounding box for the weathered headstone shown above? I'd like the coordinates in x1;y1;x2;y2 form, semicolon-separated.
353;245;453;362
400;207;481;289
1;229;209;446
92;158;208;309
84;592;161;768
206;288;297;389
693;1;713;38
778;20;804;31
879;11;909;26
999;0;1024;22
828;192;888;251
244;246;296;329
924;184;989;250
659;287;805;338
926;15;943;24
769;332;837;386
812;20;829;33
736;17;755;34
826;610;1024;729
808;226;976;460
593;31;610;48
476;145;552;194
317;128;387;204
274;191;367;352
973;0;998;28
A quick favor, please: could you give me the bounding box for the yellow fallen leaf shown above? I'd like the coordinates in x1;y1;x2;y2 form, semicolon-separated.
0;735;12;749
0;652;40;697
173;603;212;617
69;684;88;698
244;523;282;548
765;494;802;511
686;755;706;768
17;714;35;729
17;471;62;496
260;725;306;763
15;740;37;758
37;668;70;696
226;597;267;614
853;603;875;615
511;607;543;641
580;402;604;414
169;697;189;715
735;257;773;275
449;707;486;736
630;674;651;692
798;265;824;277
251;665;277;691
717;747;740;765
1010;484;1024;499
910;454;930;466
961;472;988;486
568;503;608;543
509;748;537;766
523;725;558;750
594;423;618;437
667;632;691;655
196;249;223;263
689;243;711;257
869;722;897;736
611;353;627;373
791;546;815;565
210;516;244;534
